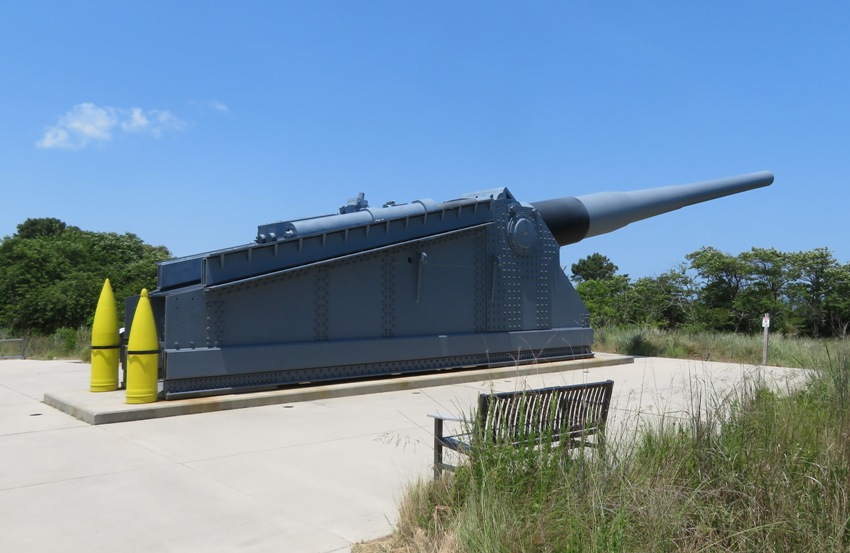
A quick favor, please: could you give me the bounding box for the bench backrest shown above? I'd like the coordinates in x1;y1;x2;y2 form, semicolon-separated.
476;380;614;446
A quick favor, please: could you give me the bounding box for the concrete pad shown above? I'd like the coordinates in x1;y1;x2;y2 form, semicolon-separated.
0;463;349;553
0;384;33;407
99;399;419;463
0;402;87;435
187;433;428;544
0;356;811;553
0;359;90;401
44;353;631;425
0;426;171;490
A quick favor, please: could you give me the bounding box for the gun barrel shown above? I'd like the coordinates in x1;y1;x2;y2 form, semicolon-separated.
531;171;774;246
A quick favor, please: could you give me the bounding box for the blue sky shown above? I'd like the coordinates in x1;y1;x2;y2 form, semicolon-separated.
2;1;848;278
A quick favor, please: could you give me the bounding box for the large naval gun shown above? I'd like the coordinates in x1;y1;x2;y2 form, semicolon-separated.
131;171;773;398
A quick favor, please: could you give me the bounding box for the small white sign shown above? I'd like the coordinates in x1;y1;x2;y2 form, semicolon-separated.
762;315;770;328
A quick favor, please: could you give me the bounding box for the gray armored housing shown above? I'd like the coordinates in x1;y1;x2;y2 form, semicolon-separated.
128;171;773;398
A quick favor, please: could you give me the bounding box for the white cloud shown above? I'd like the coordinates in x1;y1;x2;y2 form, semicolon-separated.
121;107;149;133
36;102;187;149
207;100;229;112
65;103;116;140
148;110;186;136
36;126;72;149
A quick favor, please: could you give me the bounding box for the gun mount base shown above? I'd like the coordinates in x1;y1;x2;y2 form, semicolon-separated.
161;328;593;399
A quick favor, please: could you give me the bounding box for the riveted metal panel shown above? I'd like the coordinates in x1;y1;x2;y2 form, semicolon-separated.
205;270;318;346
163;288;206;351
197;201;494;287
326;255;383;340
535;213;558;330
473;230;487;333
391;229;480;337
163;341;593;399
161;327;594;396
313;267;329;341
485;202;510;332
381;251;395;338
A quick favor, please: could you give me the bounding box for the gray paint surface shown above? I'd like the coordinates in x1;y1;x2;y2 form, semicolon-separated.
131;173;773;399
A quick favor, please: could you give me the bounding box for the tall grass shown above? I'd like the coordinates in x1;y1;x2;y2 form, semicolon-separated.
0;326;92;362
360;338;850;553
595;325;841;369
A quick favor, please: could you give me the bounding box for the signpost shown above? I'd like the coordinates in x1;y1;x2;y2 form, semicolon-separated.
762;313;770;365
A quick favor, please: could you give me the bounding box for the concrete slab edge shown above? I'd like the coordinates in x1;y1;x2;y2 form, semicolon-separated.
42;393;97;425
43;354;634;425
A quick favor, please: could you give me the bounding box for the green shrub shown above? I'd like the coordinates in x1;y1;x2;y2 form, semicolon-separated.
617;329;661;357
53;327;77;354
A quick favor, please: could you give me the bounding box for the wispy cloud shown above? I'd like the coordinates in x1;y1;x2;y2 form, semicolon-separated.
36;103;187;149
207;100;229;112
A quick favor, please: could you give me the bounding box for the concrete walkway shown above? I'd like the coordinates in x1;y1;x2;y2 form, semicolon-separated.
0;357;806;552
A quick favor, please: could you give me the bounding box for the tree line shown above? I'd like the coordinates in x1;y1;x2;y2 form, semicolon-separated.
2;217;847;340
571;248;850;338
0;218;171;334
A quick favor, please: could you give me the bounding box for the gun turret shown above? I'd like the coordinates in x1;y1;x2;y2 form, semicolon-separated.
128;171;773;399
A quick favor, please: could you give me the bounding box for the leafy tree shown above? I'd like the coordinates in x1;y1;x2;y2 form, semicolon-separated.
686;247;753;332
824;263;850;337
567;246;848;338
787;248;841;337
570;253;620;283
575;275;631;328
15;217;67;239
570;254;633;327
0;218;171;334
627;267;698;329
736;248;794;333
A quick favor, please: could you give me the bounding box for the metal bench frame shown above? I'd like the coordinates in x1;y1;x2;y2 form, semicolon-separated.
429;380;614;479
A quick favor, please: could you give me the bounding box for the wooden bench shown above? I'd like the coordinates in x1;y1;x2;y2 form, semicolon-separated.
429;380;615;479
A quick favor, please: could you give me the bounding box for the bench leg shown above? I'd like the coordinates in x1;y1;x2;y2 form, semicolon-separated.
433;417;444;480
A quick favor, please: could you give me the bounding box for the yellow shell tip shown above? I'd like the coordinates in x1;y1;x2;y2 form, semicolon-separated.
141;289;149;297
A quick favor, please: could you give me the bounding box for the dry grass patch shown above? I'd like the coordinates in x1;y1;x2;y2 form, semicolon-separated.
370;340;850;552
